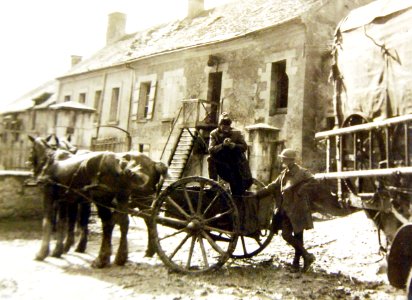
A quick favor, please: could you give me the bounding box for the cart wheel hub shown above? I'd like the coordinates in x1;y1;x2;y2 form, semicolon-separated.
187;219;202;231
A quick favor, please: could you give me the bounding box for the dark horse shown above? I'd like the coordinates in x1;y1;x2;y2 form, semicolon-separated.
28;135;167;267
42;134;92;254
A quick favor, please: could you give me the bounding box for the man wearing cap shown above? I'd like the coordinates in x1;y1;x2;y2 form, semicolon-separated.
208;112;253;196
256;148;316;272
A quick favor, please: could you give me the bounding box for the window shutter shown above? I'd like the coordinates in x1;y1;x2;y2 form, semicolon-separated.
137;85;147;120
146;80;157;120
131;85;140;121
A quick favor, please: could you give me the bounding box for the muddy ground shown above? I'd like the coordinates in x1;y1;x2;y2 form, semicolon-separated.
0;211;407;299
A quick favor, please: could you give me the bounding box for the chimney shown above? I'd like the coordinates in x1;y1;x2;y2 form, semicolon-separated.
188;0;204;18
71;55;82;67
106;12;126;45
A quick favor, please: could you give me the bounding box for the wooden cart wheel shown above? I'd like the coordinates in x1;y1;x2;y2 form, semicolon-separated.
387;223;412;288
150;176;240;273
341;114;376;193
232;178;276;258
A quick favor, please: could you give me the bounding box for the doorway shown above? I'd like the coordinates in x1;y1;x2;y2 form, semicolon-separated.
207;72;222;124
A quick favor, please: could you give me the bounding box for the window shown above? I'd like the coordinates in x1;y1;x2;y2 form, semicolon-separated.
109;87;120;122
137;82;151;119
138;143;150;155
93;90;102;123
64;95;71;102
78;93;86;104
269;60;289;116
161;69;184;119
131;75;157;121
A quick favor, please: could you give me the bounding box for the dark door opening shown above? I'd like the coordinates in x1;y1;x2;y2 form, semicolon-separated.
207;72;222;124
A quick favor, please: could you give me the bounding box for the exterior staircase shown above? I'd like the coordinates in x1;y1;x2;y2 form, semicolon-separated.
162;127;197;190
158;99;217;192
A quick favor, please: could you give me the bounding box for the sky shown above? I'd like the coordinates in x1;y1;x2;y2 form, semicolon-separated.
0;0;233;110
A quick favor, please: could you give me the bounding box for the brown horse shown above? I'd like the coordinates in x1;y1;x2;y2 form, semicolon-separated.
28;135;148;267
50;136;169;258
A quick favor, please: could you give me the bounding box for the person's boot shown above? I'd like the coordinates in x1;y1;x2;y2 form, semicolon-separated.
291;255;300;272
303;253;315;272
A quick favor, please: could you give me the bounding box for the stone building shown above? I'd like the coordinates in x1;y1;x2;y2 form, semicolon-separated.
1;0;373;184
0;72;95;170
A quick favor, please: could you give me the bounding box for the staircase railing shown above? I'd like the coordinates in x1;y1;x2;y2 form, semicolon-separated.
160;106;183;162
167;128;185;167
160;99;217;163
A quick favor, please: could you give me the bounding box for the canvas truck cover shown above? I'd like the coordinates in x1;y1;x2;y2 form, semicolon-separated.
332;0;412;123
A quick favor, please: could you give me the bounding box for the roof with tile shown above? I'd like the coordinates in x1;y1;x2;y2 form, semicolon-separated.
0;80;57;114
62;0;324;77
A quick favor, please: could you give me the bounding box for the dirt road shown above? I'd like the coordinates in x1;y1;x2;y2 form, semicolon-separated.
0;211;406;299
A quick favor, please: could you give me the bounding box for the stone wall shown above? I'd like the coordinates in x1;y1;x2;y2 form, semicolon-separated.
0;171;42;219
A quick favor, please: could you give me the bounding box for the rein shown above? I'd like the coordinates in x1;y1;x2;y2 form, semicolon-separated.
39;177;153;217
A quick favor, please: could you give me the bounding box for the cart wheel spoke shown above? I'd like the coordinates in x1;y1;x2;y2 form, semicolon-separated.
203;208;234;223
183;184;195;214
203;225;236;236
201;230;226;256
202;192;222;217
165;195;191;219
154;215;188;228
196;181;205;214
187;236;196;268
198;237;209;268
240;235;248;255
159;228;187;241
168;233;191;260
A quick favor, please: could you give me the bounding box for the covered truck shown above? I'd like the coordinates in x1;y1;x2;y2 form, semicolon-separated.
314;0;412;291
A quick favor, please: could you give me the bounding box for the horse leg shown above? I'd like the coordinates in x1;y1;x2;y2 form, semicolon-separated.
75;201;91;253
144;217;156;257
114;195;129;266
51;201;67;258
92;204;114;268
64;202;77;253
35;187;54;261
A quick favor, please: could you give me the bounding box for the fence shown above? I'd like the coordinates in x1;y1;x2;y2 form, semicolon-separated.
91;137;128;152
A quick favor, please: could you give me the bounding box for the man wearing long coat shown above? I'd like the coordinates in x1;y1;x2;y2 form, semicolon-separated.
256;148;315;272
208;112;253;196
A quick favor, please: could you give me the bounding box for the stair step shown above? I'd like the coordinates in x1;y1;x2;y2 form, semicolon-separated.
158;128;198;191
174;151;191;156
173;152;189;159
177;143;193;148
169;164;186;169
179;134;193;138
176;145;192;149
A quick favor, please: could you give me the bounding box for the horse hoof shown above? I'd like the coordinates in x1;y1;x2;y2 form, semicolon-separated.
51;247;64;258
114;256;127;266
144;251;155;258
92;257;110;268
35;249;49;261
35;254;46;261
63;245;72;253
75;241;87;253
51;251;63;258
75;246;86;253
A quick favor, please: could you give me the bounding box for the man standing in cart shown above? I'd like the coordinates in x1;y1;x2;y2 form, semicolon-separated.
207;112;253;196
256;148;316;272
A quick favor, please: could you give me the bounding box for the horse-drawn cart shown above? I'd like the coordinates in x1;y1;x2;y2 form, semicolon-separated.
28;134;277;274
